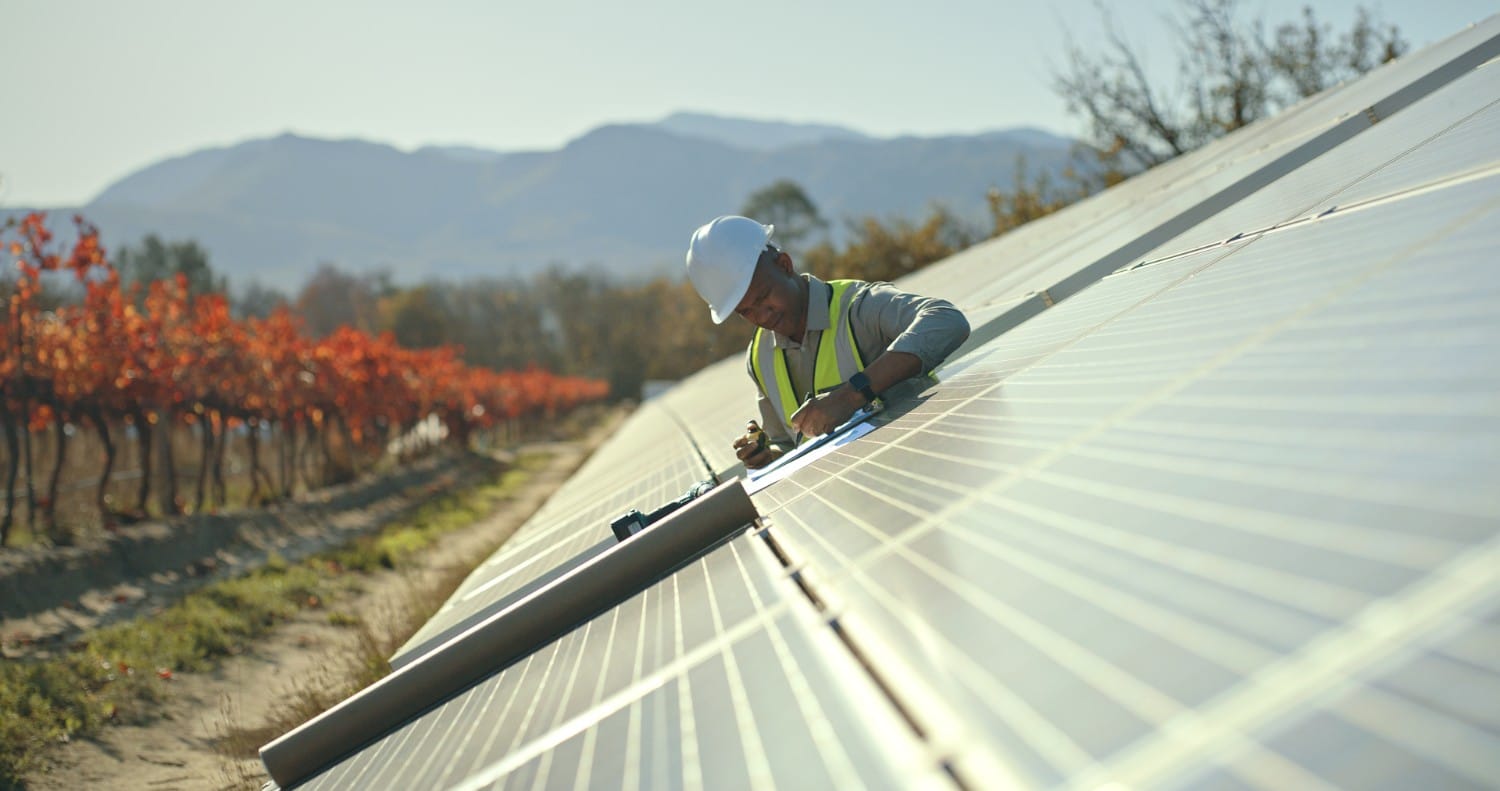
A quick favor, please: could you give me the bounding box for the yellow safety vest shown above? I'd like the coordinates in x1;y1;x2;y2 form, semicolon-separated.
749;279;866;443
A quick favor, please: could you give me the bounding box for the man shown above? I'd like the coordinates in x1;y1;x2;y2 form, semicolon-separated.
686;215;970;469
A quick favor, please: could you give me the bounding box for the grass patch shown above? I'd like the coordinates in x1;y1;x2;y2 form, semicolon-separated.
327;611;362;628
1;448;556;788
0;558;335;787
213;449;561;785
330;452;547;574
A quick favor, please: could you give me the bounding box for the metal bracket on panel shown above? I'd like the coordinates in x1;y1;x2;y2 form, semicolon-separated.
391;535;620;670
1038;289;1055;307
1364;105;1382;125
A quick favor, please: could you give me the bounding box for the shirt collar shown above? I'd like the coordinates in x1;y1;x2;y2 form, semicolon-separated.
772;274;830;349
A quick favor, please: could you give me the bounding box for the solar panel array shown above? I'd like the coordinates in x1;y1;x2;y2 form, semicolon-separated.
266;16;1500;790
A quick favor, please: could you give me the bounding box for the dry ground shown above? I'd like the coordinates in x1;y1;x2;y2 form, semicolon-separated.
17;408;627;791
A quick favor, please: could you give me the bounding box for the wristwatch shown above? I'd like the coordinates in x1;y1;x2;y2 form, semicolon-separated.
848;371;878;405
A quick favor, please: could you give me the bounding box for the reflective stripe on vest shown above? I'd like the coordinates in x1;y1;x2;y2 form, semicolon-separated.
749;280;866;443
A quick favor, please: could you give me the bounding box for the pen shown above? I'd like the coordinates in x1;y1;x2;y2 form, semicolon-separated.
794;390;812;446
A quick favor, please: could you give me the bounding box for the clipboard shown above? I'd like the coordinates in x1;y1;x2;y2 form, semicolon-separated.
745;402;882;491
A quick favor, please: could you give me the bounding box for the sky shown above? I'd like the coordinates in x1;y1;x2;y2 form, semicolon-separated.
2;0;1493;206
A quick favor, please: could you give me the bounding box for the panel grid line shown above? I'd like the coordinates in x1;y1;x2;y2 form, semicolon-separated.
981;491;1372;619
766;502;1103;782
774;495;1380;791
1069;533;1500;790
725;539;870;789
881;527;1347;791
1028;466;1470;568
1330;681;1500;786
446;573;813;790
786;487;1194;724
565;606;620;791
619;586;654;791
525;616;598;791
698;550;776;788
443;652;538;787
1109;415;1500;456
859;430;1485;561
670;575;704;791
827;455;1424;620
402;662;489;786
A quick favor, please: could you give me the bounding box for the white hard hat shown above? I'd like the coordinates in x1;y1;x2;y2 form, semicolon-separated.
685;215;775;324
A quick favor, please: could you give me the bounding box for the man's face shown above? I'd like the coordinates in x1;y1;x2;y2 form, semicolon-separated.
733;251;804;339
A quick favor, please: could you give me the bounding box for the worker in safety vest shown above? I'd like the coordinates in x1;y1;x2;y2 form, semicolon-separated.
686;215;970;469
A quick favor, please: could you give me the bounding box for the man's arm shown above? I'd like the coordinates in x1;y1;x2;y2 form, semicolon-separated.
855;282;970;371
789;350;922;437
790;284;969;437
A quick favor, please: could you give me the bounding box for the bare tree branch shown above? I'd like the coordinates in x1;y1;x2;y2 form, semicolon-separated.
1053;0;1407;172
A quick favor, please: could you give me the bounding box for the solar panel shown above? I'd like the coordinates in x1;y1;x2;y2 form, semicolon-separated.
297;534;949;790
1137;57;1500;262
750;171;1500;788
262;14;1500;790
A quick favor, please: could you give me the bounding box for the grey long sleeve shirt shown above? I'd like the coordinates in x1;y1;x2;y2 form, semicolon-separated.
746;274;970;444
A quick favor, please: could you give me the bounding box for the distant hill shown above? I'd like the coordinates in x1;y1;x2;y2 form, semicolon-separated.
6;114;1082;292
645;111;872;150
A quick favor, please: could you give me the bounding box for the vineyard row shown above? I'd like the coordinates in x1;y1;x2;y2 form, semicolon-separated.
1;213;609;546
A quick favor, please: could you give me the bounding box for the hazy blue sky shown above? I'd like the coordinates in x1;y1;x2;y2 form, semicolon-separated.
2;0;1493;206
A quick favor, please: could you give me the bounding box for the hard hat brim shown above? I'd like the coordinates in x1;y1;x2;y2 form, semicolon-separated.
707;265;754;324
706;222;772;324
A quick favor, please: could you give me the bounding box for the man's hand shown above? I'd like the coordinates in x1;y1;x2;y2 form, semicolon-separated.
733;421;783;469
789;386;863;439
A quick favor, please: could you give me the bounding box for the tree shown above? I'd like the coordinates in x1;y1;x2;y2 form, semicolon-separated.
44;262;157;530
2;213;111;541
987;156;1095;237
443;280;558;373
1055;0;1407;170
801;206;977;284
116;235;226;298
293;262;386;338
235;279;290;319
383;284;454;350
532;266;614;383
739;180;828;254
1267;6;1406;100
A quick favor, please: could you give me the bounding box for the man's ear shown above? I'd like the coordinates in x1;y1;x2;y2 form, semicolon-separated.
776;251;795;275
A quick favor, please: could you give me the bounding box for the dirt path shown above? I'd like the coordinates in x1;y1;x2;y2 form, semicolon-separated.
20;407;629;791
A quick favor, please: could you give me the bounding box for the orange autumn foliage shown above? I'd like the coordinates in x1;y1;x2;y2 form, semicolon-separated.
1;213;608;542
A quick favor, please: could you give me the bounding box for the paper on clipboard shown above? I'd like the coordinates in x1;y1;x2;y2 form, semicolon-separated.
745;405;880;493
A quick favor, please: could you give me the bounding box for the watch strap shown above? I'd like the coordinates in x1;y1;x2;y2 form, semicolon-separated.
849;371;877;404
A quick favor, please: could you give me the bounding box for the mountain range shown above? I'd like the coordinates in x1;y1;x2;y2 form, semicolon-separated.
8;112;1081;292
